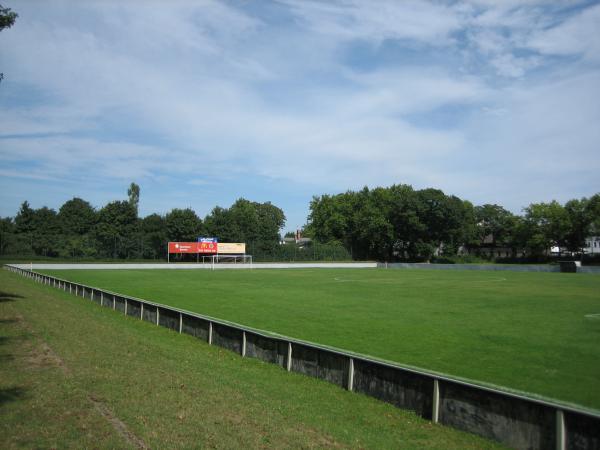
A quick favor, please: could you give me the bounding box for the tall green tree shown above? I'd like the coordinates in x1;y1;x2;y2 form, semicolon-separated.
31;207;61;256
58;197;97;235
255;201;286;253
474;204;517;247
15;201;35;235
128;182;140;216
140;213;167;258
0;216;14;254
563;198;591;253
0;4;18;84
95;201;138;258
166;208;203;242
522;201;570;257
586;193;600;234
204;206;234;242
0;4;17;31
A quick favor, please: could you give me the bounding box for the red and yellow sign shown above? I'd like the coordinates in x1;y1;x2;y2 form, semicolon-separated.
198;241;218;253
168;242;198;254
168;242;246;254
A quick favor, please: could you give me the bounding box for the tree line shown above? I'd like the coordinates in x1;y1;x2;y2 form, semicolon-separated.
306;185;600;262
0;184;287;260
1;182;598;262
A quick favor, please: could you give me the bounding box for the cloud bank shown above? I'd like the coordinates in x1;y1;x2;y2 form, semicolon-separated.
1;0;599;228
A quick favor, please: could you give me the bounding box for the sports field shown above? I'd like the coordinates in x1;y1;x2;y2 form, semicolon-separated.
41;268;600;410
2;269;499;448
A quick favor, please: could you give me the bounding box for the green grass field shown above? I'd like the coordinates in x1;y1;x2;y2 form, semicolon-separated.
40;268;600;410
1;269;502;448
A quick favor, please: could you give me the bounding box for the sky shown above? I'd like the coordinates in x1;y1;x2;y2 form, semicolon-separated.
1;0;599;232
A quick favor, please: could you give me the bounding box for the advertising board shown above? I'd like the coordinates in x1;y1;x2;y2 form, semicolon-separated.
198;241;218;253
168;242;198;254
218;243;246;254
168;242;246;254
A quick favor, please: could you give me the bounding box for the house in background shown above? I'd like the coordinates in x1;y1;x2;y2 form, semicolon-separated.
584;236;600;255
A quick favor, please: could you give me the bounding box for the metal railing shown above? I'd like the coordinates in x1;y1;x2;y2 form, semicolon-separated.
6;264;600;450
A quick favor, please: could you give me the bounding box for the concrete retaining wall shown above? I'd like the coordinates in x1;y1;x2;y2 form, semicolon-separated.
7;264;599;450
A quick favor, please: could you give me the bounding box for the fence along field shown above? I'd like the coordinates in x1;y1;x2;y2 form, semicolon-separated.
9;266;600;450
37;267;600;409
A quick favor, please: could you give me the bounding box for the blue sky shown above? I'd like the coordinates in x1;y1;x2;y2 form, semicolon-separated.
1;0;599;232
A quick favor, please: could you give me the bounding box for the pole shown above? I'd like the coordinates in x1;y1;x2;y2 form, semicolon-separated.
432;379;440;423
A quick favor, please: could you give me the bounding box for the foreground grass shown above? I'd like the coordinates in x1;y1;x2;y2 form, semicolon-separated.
0;269;501;449
41;267;600;410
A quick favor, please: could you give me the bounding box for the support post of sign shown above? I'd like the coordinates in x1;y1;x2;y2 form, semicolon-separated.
167;243;170;264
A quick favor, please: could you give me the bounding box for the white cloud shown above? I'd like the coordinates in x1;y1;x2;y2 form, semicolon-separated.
527;4;600;61
280;0;463;45
0;0;598;220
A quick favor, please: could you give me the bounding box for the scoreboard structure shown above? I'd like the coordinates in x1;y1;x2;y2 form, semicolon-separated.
167;238;247;263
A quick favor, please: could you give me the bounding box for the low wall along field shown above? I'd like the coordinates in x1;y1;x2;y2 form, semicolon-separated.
6;265;600;449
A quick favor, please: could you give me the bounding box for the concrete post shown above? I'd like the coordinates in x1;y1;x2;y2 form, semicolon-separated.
69;284;72;294
347;357;354;391
208;322;213;345
179;313;183;333
556;410;566;450
82;287;85;298
90;289;94;301
156;306;160;325
140;303;144;320
113;295;116;310
432;379;440;424
100;291;104;307
286;342;292;372
75;285;78;296
125;299;128;316
242;331;246;357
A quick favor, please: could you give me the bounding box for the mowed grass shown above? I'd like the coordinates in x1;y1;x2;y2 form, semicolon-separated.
41;267;600;410
0;269;502;449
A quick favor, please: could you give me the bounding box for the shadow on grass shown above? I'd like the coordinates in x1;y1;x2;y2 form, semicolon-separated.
0;386;27;406
0;353;15;363
0;318;21;324
0;291;24;302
